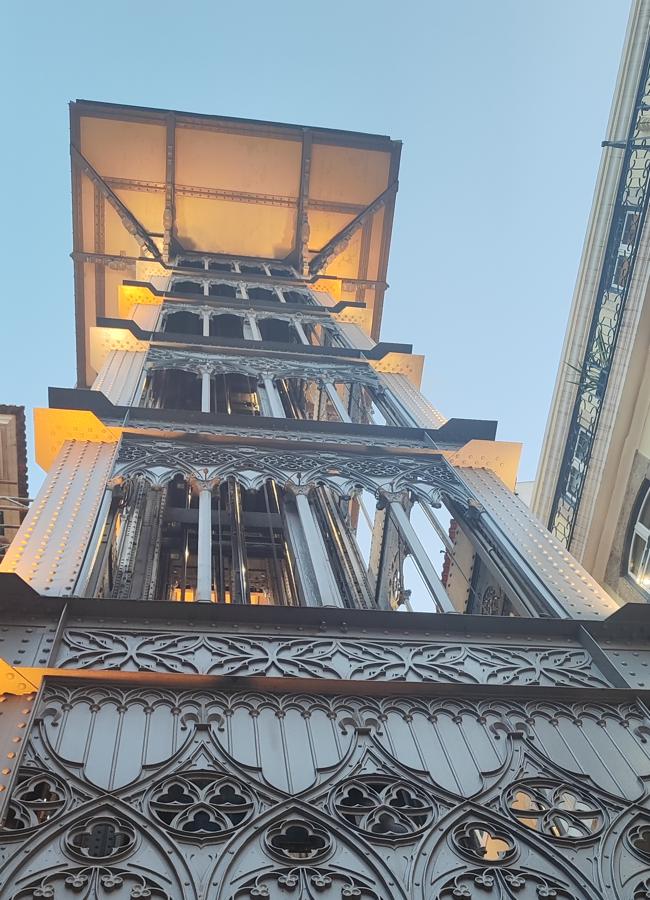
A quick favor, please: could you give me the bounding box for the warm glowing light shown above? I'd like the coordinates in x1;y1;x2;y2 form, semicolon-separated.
34;409;121;472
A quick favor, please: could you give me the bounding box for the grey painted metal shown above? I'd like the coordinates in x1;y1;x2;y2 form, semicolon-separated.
73;487;114;597
228;478;248;604
294;319;310;345
262;376;285;418
459;467;620;619
3;679;650;898
200;369;211;413
323;381;351;423
195;484;212;603
8;248;642;898
388;498;456;613
295;491;345;607
246;313;263;341
3;441;118;597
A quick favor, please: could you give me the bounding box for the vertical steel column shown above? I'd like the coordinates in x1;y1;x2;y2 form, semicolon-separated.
294;320;311;345
246;314;262;341
228;477;249;604
201;310;211;337
323;381;351;423
262;377;286;418
196;481;213;602
386;494;455;613
294;489;345;607
200;368;211;414
372;387;410;426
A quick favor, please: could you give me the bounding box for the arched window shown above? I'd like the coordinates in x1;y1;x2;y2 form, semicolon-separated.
276;377;339;421
282;289;312;305
208;282;238;299
268;264;293;277
213;373;260;416
629;482;650;589
208;260;234;273
210;314;244;340
172;280;204;295
177;258;205;270
164;479;290;604
239;263;267;275
247;286;278;303
258;318;296;344
164;310;202;336
144;369;202;411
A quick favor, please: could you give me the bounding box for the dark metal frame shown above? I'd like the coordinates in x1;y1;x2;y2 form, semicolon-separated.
549;38;650;547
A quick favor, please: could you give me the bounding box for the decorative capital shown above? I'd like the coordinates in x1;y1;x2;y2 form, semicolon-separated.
190;473;220;492
378;489;410;507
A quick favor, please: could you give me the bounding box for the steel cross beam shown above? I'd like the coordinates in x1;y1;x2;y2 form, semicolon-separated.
548;39;650;548
308;181;398;276
71;145;162;262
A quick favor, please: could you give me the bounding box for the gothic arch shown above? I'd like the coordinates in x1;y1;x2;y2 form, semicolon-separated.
414;802;602;900
209;800;407;900
0;798;193;900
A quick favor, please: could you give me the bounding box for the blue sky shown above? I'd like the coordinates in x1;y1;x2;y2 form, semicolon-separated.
1;0;631;492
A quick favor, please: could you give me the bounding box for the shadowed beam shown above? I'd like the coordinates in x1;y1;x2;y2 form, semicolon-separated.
308;181;398;277
293;128;313;275
71;145;162;261
163;113;175;263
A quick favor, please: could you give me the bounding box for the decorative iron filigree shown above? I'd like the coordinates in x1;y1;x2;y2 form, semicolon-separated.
634;875;650;899
65;815;136;861
332;777;434;839
11;866;171;899
56;629;612;688
231;866;380;899
505;780;604;840
452;823;517;863
145;347;381;387
1;769;67;833
114;438;469;504
265;819;332;862
148;771;254;840
627;822;650;859
438;867;577;899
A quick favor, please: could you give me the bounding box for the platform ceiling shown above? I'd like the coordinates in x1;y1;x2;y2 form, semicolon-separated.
70;101;401;385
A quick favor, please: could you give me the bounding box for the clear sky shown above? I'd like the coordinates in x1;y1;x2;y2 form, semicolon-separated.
1;0;632;493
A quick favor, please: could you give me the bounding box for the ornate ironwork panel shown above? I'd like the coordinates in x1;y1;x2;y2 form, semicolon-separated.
144;348;379;387
54;625;613;688
2;680;650;898
113;437;469;505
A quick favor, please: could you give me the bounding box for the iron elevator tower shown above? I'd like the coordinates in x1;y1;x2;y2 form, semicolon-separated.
0;98;647;899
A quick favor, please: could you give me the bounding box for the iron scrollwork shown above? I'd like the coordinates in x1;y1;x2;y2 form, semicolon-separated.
265;818;332;862
2;683;650;898
145;346;381;388
114;436;470;505
332;777;435;839
504;780;604;841
57;628;612;688
66;814;137;861
231;867;381;899
438;867;577;899
148;771;255;839
12;867;171;899
1;770;68;834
